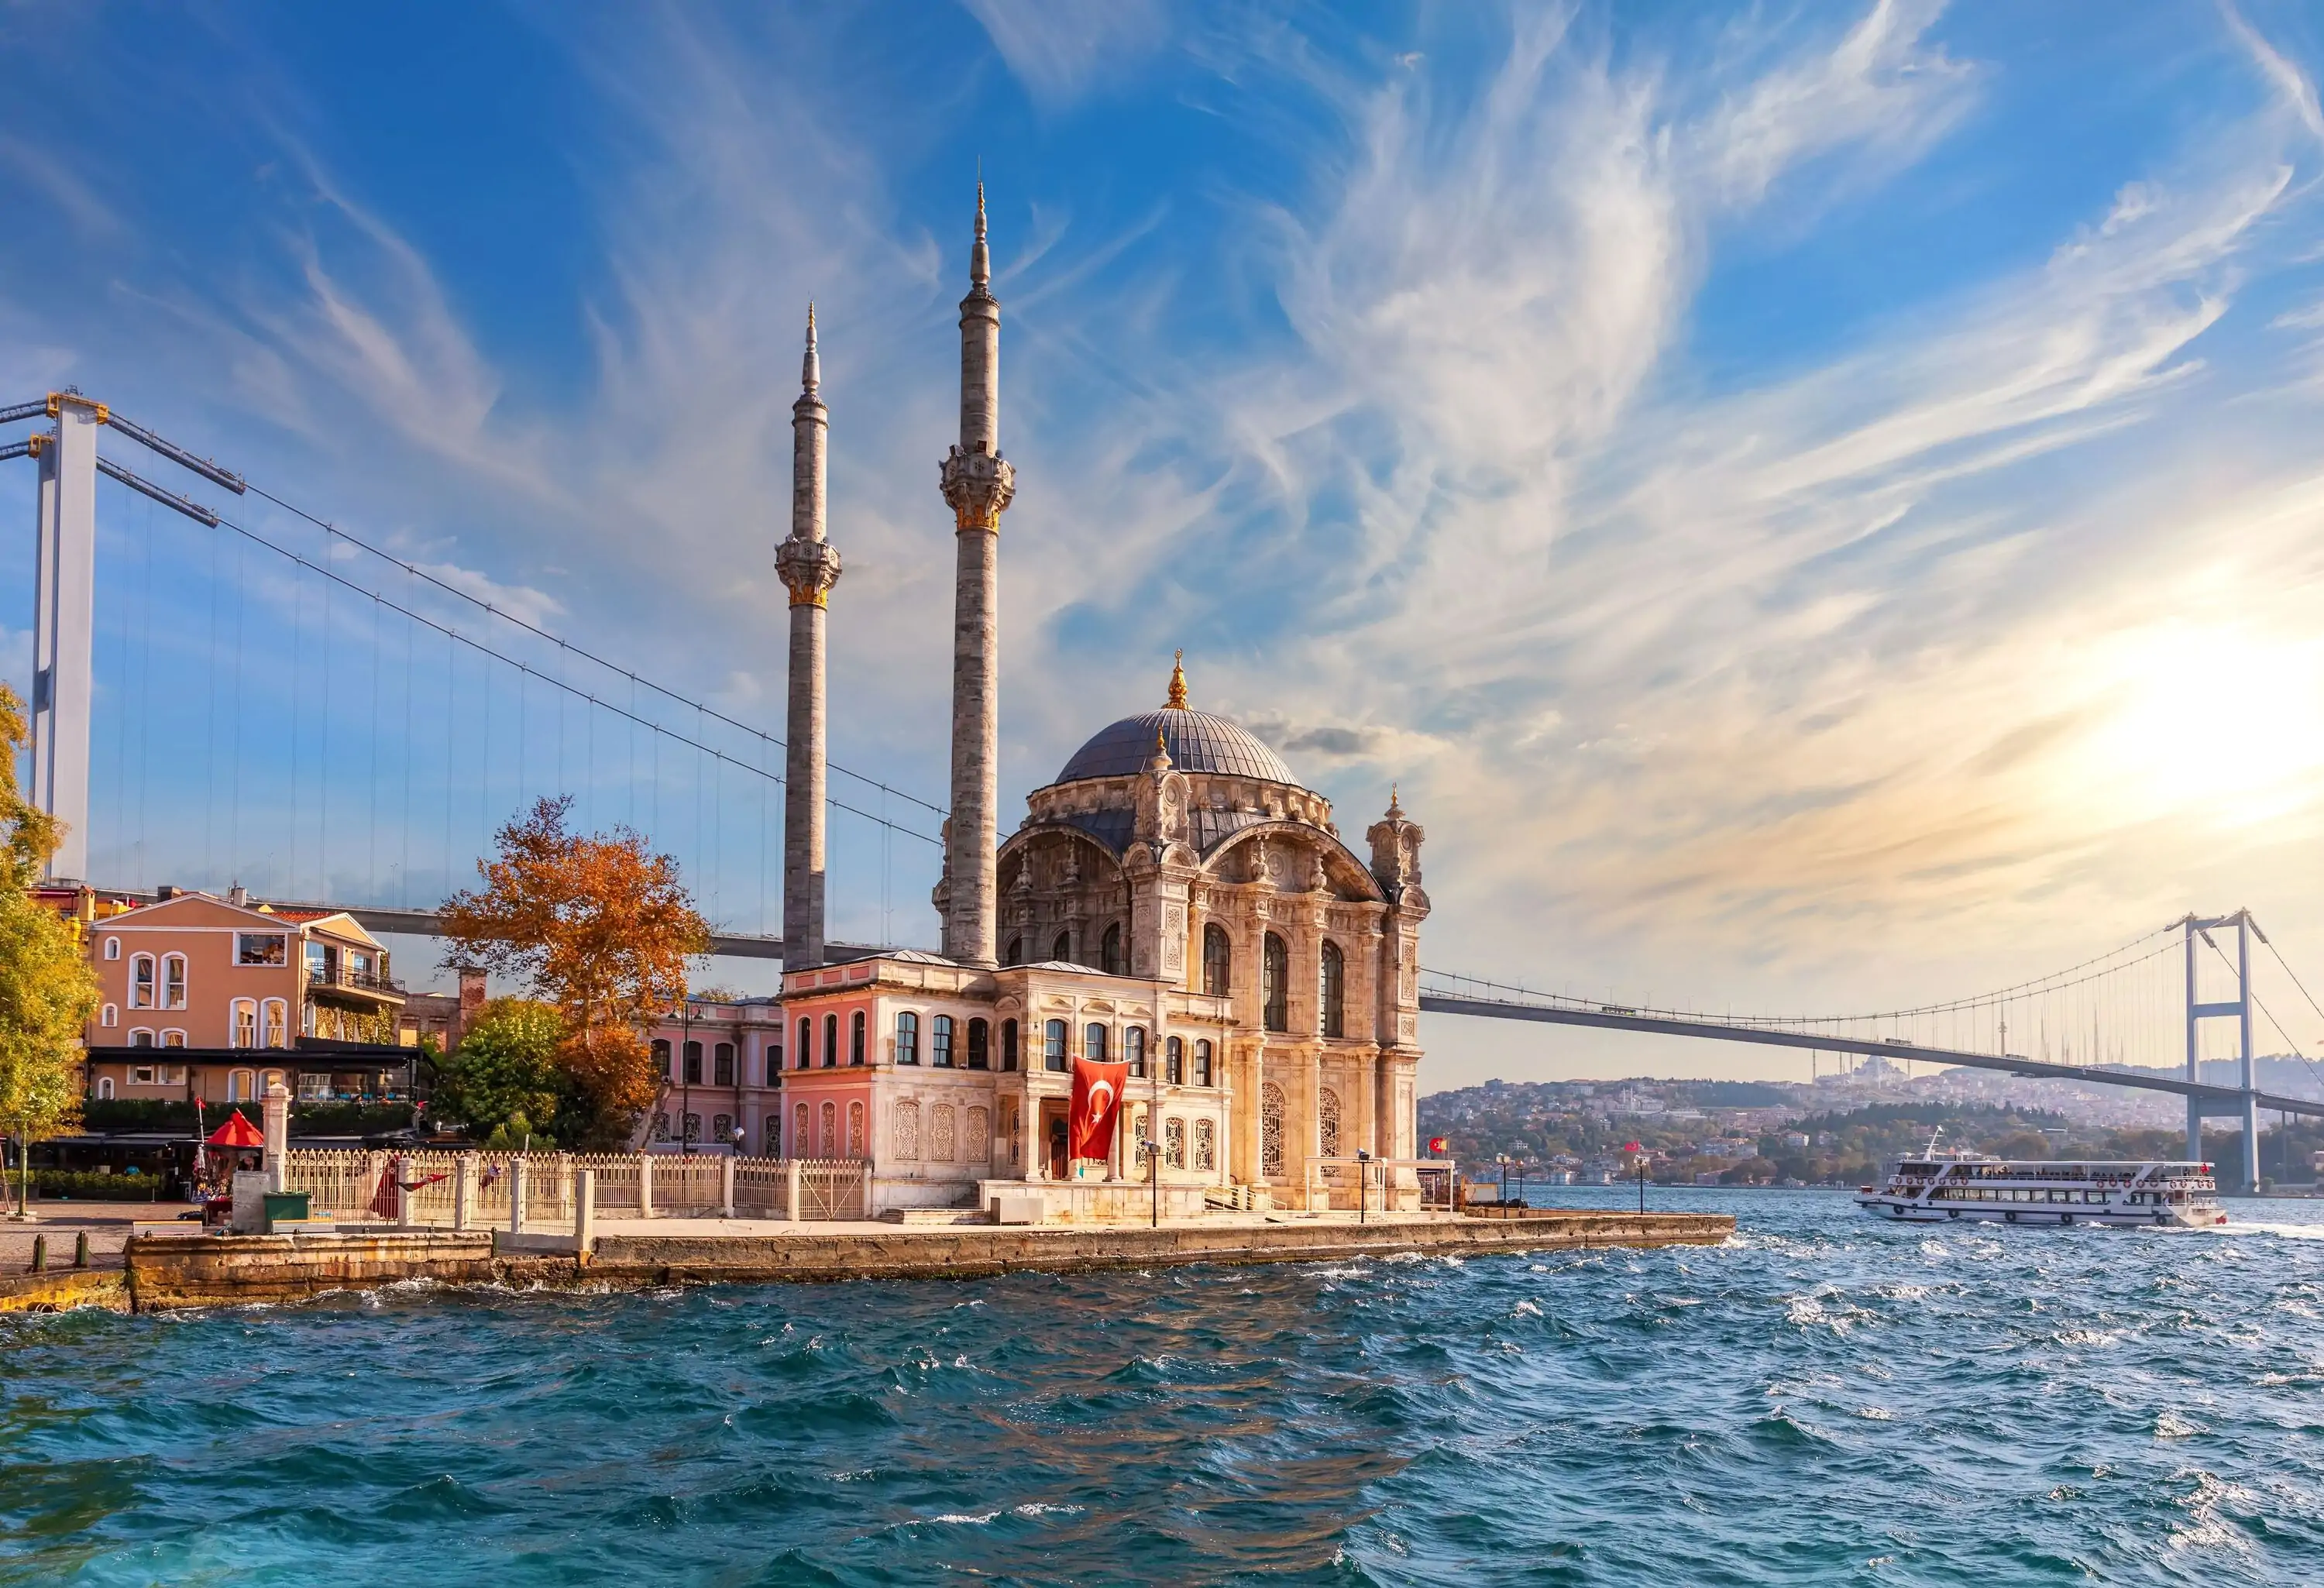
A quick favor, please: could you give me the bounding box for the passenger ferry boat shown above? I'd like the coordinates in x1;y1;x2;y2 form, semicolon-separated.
1856;1137;2225;1228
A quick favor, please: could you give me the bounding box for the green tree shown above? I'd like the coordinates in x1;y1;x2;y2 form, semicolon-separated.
428;999;573;1145
0;684;101;1211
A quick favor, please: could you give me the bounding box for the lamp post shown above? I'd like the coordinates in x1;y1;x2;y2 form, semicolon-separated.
679;1000;695;1157
1356;1147;1371;1225
1142;1138;1160;1229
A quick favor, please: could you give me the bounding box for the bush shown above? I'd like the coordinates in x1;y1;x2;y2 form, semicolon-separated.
429;1000;576;1143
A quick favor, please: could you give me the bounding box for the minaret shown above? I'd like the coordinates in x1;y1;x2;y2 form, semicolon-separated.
777;305;843;968
937;184;1016;964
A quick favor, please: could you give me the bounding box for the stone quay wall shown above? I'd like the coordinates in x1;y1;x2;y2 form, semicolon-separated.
105;1211;1731;1310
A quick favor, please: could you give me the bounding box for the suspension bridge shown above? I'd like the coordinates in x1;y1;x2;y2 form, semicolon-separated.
7;389;2324;1189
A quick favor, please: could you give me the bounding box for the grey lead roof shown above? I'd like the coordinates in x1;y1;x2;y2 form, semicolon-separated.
1053;707;1299;787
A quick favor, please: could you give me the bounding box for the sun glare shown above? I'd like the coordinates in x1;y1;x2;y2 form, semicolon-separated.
2081;625;2324;827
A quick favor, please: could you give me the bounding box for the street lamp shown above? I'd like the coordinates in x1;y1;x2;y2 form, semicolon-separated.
1356;1147;1372;1225
1141;1138;1161;1229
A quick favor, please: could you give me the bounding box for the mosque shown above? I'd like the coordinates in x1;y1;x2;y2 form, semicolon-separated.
769;191;1428;1218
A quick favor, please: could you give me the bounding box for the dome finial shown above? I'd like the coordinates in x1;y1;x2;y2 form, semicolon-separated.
1166;649;1188;710
1387;782;1403;816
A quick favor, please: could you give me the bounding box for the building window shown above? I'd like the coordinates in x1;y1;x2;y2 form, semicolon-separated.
1165;1117;1186;1169
652;1112;672;1143
1125;1026;1146;1078
1195;1040;1213;1087
96;1075;114;1099
1195;1118;1217;1170
797;1017;812;1070
103;936;120;961
769;1037;784;1074
896;1012;920;1065
1002;1019;1019;1073
1318;1087;1342;1158
683;1040;703;1084
129;1029;155;1049
1165;1036;1183;1085
262;999;288;1049
712;1112;733;1145
162;954;187;1009
968;1017;989;1071
1261;1082;1286;1177
794;1102;810;1158
966;1106;990;1162
930;1104;957;1163
1043;1019;1067;1073
764;1115;782;1157
652;1038;672;1078
1101;923;1123;975
847;1101;865;1157
1321;942;1346;1040
1203;926;1231;995
1052;930;1071;964
820;1101;837;1157
823;1013;839;1069
129;1064;155;1085
893;1100;921;1160
1005;937;1023;968
130;954;155;1009
682;1112;702;1144
232;999;257;1047
229;1069;254;1102
713;1042;735;1086
1084;1023;1107;1063
851;1010;866;1066
932;1015;954;1068
236;933;287;966
100;1002;117;1029
1262;933;1288;1032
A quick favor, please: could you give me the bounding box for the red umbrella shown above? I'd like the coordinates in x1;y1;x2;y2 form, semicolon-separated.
206;1110;264;1148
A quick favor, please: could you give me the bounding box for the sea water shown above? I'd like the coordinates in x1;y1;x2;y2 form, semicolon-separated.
2;1188;2320;1585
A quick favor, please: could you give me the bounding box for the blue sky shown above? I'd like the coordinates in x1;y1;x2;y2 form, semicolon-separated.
5;2;2324;1086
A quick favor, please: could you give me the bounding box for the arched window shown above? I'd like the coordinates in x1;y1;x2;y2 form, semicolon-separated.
930;1104;957;1162
1165;1116;1186;1169
1260;1082;1287;1177
933;1014;954;1068
714;1042;736;1085
896;1011;920;1064
1166;1036;1183;1085
261;999;288;1048
683;1040;703;1084
130;954;155;1009
966;1106;990;1162
232;999;257;1047
847;1101;865;1157
1202;925;1231;995
1125;1026;1146;1078
712;1112;733;1144
129;1029;155;1048
96;1075;115;1100
682;1112;702;1143
764;1115;782;1157
1002;1019;1019;1072
823;1013;839;1068
102;936;120;961
1005;937;1023;968
768;1037;784;1074
1195;1040;1213;1087
893;1100;921;1160
1262;933;1289;1032
1320;941;1346;1040
968;1017;990;1071
851;1010;866;1066
1052;930;1072;964
819;1101;837;1157
99;1003;117;1029
794;1102;810;1157
651;1038;672;1078
1084;1023;1108;1062
1318;1088;1342;1158
1101;923;1123;975
161;1030;186;1048
229;1068;254;1102
651;1111;672;1143
1043;1019;1067;1072
1195;1118;1217;1170
796;1017;812;1070
161;954;187;1009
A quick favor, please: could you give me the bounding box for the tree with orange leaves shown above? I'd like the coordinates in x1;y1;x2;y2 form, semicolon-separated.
440;796;709;1147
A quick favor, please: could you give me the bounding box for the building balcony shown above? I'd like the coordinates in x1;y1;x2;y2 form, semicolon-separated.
307;965;406;1002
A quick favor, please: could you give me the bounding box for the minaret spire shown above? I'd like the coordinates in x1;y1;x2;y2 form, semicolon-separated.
778;302;843;968
937;182;1016;964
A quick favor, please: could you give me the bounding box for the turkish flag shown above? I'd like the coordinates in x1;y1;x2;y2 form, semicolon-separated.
1069;1057;1130;1160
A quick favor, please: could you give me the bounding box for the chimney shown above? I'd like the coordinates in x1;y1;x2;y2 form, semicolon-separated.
153;884;178;902
228;883;249;908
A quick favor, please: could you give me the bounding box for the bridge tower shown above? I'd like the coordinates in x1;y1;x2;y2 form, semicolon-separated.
2184;912;2260;1191
29;393;101;882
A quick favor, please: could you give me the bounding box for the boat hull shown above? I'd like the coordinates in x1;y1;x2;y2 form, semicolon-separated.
1855;1196;2224;1229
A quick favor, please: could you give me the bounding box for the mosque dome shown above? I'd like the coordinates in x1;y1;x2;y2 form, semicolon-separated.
1050;656;1300;787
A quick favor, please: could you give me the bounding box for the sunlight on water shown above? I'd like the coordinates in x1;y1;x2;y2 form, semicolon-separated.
3;1189;2322;1585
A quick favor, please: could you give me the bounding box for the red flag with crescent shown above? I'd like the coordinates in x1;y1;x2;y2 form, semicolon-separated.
1069;1057;1130;1160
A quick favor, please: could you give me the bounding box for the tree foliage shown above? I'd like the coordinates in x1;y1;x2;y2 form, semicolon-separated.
440;797;707;1147
0;684;99;1143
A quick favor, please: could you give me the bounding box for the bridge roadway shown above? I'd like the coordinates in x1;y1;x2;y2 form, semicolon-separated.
1418;992;2324;1121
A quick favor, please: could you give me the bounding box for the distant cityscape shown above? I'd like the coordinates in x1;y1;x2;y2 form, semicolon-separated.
1419;1052;2324;1194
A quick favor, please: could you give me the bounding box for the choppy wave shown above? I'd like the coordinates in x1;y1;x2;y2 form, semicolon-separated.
3;1188;2322;1583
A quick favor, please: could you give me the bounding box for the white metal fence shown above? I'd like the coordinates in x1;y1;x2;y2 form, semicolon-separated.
277;1150;870;1229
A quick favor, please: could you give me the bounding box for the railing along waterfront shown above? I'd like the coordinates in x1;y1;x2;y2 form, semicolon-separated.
277;1149;870;1228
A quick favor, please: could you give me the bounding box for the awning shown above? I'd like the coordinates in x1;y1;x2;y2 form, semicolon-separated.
206;1110;264;1147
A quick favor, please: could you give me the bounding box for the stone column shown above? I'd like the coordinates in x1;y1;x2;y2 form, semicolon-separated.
261;1078;290;1193
453;1153;475;1231
937;185;1015;966
509;1159;528;1238
779;306;842;970
576;1169;596;1257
